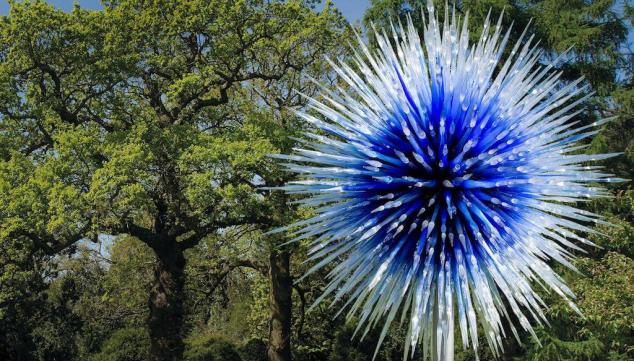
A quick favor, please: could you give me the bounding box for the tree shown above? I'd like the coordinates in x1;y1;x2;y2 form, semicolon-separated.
0;235;47;360
0;1;347;360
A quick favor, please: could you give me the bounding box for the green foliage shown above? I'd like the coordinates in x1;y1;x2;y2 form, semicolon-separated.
90;327;150;361
513;223;634;361
0;0;349;359
326;321;413;361
239;339;268;361
184;334;242;361
101;237;154;323
0;0;348;276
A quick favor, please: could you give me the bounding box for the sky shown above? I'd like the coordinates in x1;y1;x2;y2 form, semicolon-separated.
325;0;370;23
0;0;102;13
0;0;371;22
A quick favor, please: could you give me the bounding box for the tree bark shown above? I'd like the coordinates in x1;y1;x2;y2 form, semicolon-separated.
267;250;292;361
147;242;186;361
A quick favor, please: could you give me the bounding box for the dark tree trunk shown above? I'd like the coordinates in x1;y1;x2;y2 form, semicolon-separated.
147;242;186;361
267;250;292;361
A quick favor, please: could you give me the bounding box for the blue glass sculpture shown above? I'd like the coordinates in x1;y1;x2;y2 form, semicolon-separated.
270;3;620;360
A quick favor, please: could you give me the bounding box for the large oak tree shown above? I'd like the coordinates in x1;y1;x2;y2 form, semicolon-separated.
0;1;348;360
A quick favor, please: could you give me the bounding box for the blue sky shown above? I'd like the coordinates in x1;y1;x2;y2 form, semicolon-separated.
0;1;370;21
326;0;370;23
0;0;102;13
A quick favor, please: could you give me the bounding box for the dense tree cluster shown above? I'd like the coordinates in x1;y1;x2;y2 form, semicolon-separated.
0;1;632;361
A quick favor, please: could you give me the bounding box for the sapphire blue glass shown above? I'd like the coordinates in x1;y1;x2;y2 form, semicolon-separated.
269;3;620;360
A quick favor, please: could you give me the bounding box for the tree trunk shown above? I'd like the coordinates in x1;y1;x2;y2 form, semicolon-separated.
267;250;292;361
148;243;186;361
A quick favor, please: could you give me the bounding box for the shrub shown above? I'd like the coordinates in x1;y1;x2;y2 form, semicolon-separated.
184;333;241;361
90;327;149;361
239;338;267;361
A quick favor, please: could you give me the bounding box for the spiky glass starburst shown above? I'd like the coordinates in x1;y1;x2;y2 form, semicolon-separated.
270;3;619;360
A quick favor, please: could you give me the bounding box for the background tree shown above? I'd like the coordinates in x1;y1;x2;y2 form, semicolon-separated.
0;1;347;360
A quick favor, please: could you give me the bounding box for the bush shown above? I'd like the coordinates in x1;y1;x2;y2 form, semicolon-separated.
90;327;149;361
239;338;267;361
184;333;242;361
